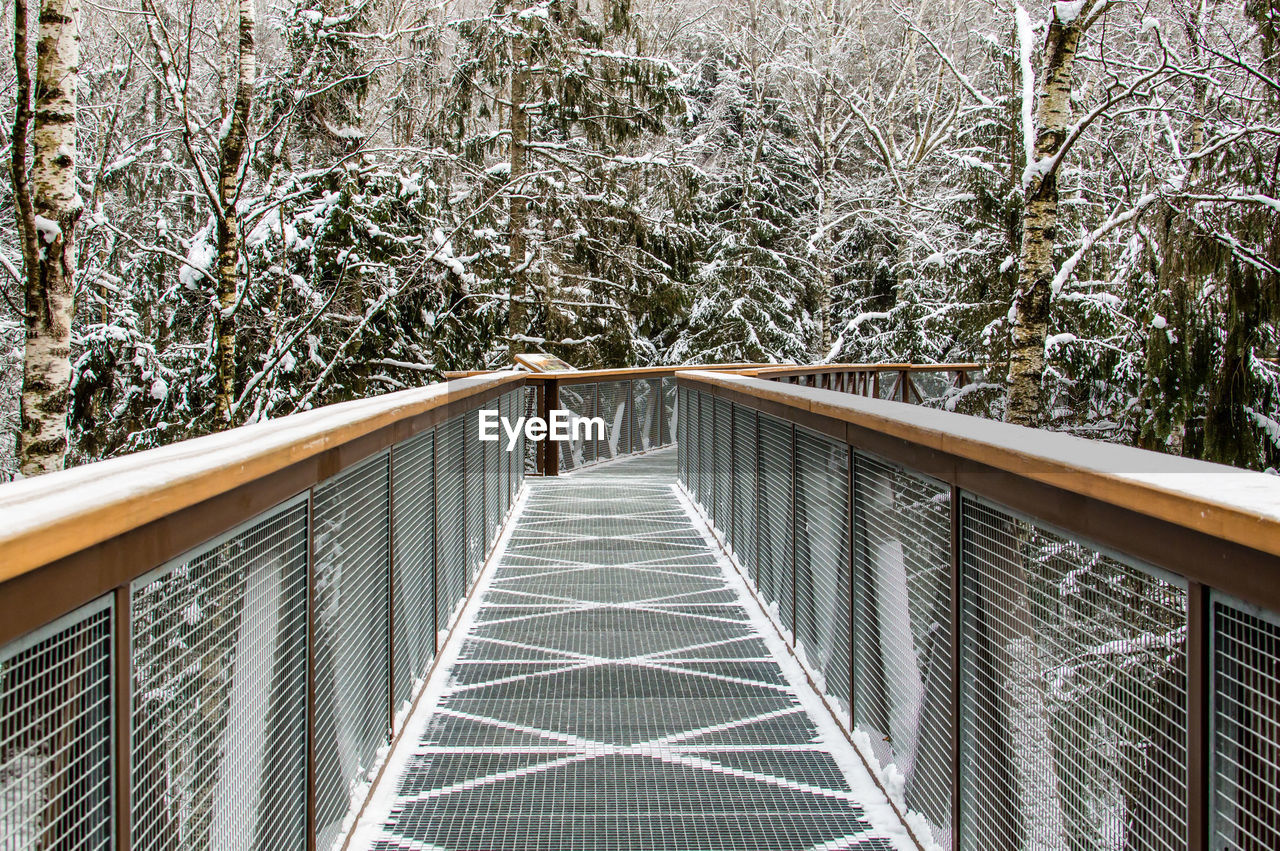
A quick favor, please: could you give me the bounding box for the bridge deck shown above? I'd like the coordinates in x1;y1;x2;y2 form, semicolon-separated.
351;449;906;851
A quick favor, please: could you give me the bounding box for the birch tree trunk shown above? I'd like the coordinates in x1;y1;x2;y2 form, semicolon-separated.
1005;1;1095;427
214;0;256;424
12;0;81;476
507;42;530;359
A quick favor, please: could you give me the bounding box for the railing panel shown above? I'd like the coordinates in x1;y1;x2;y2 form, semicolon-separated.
393;429;436;712
731;408;758;583
515;389;528;492
131;497;309;851
662;376;677;447
485;413;501;547
498;392;512;518
522;385;539;476
557;382;595;471
677;386;689;486
959;496;1187;851
312;452;391;851
687;389;700;501
464;412;486;583
0;599;112;850
794;429;852;720
1212;598;1280;850
632;378;661;453
594;380;631;463
852;453;953;845
713;398;733;535
757;414;794;634
697;391;714;517
436;417;467;632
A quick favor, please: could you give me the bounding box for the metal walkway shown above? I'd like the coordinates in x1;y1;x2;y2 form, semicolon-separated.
351;449;903;851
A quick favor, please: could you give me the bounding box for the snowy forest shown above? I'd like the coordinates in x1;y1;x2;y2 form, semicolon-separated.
2;0;1279;478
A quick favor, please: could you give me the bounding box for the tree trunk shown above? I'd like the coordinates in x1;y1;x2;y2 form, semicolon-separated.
214;0;255;424
507;46;530;359
14;0;81;476
1005;1;1093;427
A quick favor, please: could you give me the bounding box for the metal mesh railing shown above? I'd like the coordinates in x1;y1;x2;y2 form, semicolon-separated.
1213;599;1280;850
713;398;733;535
731;407;758;581
596;380;631;463
436;415;467;632
0;600;112;850
393;429;436;712
633;378;661;453
131;497;311;851
853;454;953;842
464;413;486;584
485;415;501;549
795;430;851;720
0;380;526;850
557;383;596;471
662;376;677;447
676;382;1235;851
677;386;690;487
312;452;391;851
758;414;795;635
960;497;1187;851
698;391;715;527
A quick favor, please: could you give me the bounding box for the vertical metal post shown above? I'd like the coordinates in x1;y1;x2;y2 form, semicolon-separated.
113;584;132;851
386;450;397;736
305;488;317;851
949;484;964;850
544;380;560;476
1188;581;1210;851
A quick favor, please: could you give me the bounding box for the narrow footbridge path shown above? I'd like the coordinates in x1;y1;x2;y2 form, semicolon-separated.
352;450;903;851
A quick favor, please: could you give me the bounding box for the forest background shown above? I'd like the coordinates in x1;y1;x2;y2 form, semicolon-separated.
2;0;1278;478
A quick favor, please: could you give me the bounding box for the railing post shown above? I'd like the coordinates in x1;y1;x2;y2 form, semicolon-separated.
543;379;560;476
949;484;963;850
1187;581;1210;851
113;584;131;851
899;369;911;403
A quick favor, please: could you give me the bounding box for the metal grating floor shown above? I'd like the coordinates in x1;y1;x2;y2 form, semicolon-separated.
356;449;898;851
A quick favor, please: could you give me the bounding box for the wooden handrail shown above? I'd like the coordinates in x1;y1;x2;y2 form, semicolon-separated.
519;363;766;384
740;362;986;378
0;371;524;585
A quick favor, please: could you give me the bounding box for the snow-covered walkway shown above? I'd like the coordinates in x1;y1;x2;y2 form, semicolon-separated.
349;449;909;851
